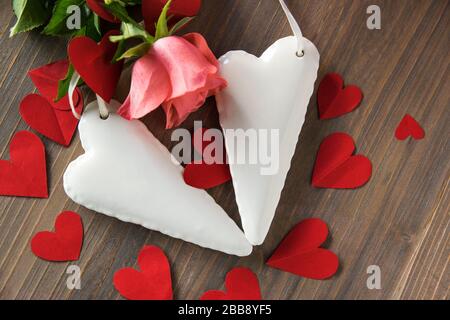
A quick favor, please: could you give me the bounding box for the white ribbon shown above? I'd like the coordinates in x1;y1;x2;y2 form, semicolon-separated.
69;71;81;119
279;0;304;56
69;71;109;120
96;94;110;120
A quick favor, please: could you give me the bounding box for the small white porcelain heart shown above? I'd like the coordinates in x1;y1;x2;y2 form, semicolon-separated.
63;100;252;256
216;36;320;245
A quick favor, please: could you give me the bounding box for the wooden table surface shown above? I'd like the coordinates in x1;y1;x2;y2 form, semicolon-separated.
0;0;448;300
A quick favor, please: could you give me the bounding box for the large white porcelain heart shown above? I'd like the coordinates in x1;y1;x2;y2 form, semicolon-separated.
216;36;320;245
63;100;252;256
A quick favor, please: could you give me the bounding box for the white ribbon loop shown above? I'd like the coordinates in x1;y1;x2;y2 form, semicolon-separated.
69;71;81;119
69;71;109;120
279;0;304;56
96;94;110;120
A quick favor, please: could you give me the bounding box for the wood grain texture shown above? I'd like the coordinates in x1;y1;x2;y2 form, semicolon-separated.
0;0;448;300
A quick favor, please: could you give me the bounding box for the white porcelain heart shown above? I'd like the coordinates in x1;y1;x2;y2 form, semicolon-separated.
63;100;252;256
216;36;320;245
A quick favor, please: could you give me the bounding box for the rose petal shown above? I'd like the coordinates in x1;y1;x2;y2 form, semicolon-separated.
183;33;219;68
152;36;217;99
118;51;171;120
163;73;226;128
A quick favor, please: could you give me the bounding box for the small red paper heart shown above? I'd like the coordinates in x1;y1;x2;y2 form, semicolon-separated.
28;60;81;111
31;211;83;261
395;114;425;141
86;0;120;23
184;163;231;189
20;94;83;146
113;246;173;300
267;218;339;280
318;73;363;120
184;127;231;189
68;31;123;102
143;0;202;33
200;267;262;300
312;132;372;189
0;131;47;198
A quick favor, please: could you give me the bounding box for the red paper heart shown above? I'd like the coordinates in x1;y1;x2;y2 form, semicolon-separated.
28;60;81;111
184;163;232;189
143;0;202;33
312;132;372;189
86;0;120;23
395;114;425;140
184;127;231;189
267;218;339;280
68;31;123;102
20;94;83;146
318;73;363;120
0;131;47;198
113;246;173;300
200;267;262;300
31;211;83;261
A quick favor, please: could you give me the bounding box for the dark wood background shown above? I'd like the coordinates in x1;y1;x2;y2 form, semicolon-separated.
0;0;448;300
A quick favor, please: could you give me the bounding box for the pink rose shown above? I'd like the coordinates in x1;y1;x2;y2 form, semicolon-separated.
118;33;227;129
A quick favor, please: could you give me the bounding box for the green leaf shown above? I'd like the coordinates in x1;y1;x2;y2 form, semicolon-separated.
169;16;195;35
116;42;151;60
56;63;75;102
55;62;84;102
93;13;101;34
109;22;153;43
10;0;51;37
103;1;139;26
112;39;126;62
43;0;88;36
155;0;172;40
85;11;102;41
